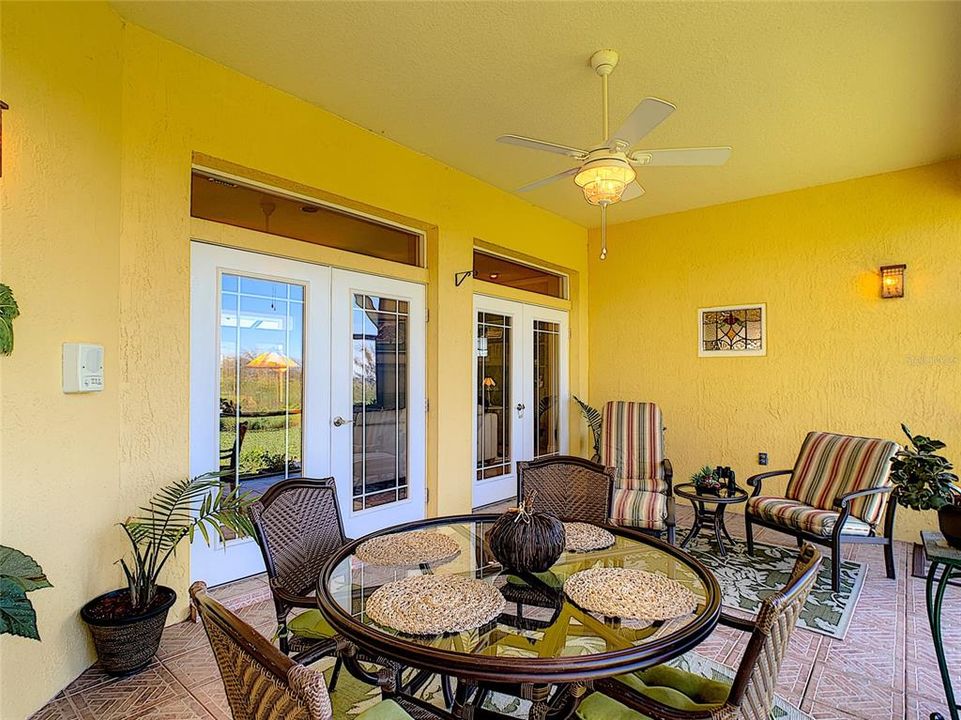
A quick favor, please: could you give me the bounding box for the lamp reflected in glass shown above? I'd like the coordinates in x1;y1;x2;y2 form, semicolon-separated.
483;376;496;404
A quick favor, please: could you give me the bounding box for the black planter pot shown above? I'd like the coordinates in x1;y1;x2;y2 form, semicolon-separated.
938;504;961;549
80;586;177;676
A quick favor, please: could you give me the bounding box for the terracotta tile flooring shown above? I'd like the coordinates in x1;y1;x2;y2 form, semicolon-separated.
30;507;960;720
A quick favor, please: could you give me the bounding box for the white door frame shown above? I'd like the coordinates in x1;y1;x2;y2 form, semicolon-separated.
330;269;427;537
189;242;331;585
472;295;569;509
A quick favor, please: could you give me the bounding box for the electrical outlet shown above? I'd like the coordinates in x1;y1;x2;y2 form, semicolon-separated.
758;452;768;466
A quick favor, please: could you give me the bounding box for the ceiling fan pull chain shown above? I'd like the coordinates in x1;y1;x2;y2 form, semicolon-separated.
600;203;608;261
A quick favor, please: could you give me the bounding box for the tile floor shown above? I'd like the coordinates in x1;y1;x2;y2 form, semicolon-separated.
30;508;960;720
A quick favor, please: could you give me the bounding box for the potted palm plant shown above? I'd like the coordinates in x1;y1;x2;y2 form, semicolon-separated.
80;474;254;675
891;424;961;548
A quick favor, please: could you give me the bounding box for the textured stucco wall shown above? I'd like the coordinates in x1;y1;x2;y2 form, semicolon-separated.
0;3;126;716
0;5;589;716
589;160;961;543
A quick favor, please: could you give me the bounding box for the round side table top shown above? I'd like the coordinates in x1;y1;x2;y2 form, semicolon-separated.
674;483;748;505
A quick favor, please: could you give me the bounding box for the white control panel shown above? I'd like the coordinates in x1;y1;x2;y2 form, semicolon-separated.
63;343;104;393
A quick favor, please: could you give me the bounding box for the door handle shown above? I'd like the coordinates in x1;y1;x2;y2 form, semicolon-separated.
333;416;354;427
516;403;526;418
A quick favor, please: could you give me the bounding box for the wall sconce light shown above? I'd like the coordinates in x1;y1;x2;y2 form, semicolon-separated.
880;264;906;299
0;101;8;177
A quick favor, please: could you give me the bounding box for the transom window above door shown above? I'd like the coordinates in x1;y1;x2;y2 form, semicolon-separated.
473;250;567;299
191;170;422;266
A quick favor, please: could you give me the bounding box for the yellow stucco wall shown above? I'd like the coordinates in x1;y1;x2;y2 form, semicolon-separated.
589;159;961;543
0;4;589;716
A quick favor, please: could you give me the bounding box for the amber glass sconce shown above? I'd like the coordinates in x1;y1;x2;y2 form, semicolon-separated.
0;101;8;177
880;264;906;299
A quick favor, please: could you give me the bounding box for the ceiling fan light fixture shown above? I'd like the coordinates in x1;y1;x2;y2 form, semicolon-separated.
574;158;635;206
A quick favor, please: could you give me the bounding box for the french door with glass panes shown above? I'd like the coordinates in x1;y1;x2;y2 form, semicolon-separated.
190;243;425;585
472;296;569;508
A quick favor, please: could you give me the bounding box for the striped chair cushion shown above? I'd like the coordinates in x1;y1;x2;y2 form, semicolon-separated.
600;402;665;483
611;489;669;530
747;496;872;537
786;432;898;525
618;477;671;494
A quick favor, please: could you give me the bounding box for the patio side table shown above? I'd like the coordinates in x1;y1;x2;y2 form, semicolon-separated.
921;530;961;720
675;482;748;557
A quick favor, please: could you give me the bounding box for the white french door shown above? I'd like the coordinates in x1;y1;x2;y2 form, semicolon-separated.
190;243;425;585
329;269;426;537
472;296;569;508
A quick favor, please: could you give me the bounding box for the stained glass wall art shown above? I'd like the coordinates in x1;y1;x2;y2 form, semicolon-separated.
698;304;766;357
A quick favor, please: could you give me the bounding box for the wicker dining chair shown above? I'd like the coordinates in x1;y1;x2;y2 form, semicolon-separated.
190;582;446;720
248;478;348;673
577;543;822;720
517;455;616;525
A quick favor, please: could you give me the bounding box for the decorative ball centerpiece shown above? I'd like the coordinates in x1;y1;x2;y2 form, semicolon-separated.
486;495;565;573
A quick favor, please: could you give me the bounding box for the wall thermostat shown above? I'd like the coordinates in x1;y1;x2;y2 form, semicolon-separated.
63;343;104;393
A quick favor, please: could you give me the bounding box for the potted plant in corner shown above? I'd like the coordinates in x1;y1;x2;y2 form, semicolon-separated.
80;474;254;675
891;424;961;548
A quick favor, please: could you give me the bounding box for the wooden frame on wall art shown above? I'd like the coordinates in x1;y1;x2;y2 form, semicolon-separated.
698;303;766;357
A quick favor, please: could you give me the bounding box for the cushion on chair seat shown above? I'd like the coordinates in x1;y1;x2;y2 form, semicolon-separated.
287;609;336;639
617;477;670;494
611;489;669;530
357;699;415;720
747;496;873;537
577;664;730;720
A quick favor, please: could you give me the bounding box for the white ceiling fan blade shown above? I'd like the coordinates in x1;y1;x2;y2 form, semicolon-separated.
619;181;645;203
516;166;580;192
497;134;589;159
607;98;675;148
630;146;732;167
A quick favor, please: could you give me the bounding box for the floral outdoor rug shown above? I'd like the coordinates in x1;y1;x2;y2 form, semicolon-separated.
683;535;865;640
316;651;810;719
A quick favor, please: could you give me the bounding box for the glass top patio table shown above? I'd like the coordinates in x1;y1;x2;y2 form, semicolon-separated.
316;514;721;685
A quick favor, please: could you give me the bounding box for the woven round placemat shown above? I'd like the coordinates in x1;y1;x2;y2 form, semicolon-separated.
564;522;615;552
355;531;461;567
564;568;698;621
366;574;506;636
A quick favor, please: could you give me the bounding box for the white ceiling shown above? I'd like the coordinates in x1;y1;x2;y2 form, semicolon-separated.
112;1;961;227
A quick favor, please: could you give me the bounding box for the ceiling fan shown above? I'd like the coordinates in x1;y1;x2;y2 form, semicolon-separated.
497;49;731;259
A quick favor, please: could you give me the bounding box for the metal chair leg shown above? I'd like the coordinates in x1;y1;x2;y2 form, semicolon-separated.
328;657;343;692
745;515;756;555
831;541;842;592
884;537;896;580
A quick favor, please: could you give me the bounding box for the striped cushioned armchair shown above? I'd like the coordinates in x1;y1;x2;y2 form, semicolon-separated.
600;401;675;544
745;431;899;591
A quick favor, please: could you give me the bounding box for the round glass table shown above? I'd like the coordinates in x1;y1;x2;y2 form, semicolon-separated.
317;514;721;719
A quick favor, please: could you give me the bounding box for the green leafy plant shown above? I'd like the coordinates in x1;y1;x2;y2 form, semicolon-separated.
121;474;254;611
0;546;52;640
691;465;723;492
573;395;602;461
0;284;20;356
891;424;959;511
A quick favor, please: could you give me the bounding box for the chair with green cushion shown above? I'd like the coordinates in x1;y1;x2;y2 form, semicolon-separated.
577;543;822;720
248;478;348;681
190;581;450;720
